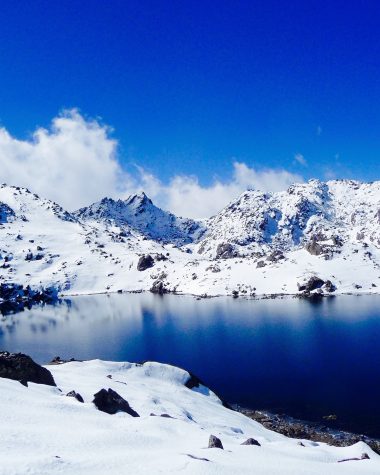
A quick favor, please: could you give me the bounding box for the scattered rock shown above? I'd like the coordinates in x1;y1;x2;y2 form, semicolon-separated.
137;254;154;271
93;388;139;416
241;438;261;446
155;253;168;261
150;279;168;295
305;240;324;256
338;453;370;463
256;260;266;268
216;243;236;259
186;454;210;462
323;280;336;293
0;351;56;386
66;390;84;403
208;435;223;449
266;250;285;262
298;276;325;292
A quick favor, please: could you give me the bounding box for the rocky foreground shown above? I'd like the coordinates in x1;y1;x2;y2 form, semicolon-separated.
0;351;379;474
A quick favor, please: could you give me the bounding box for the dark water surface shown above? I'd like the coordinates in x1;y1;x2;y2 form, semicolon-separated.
1;293;380;437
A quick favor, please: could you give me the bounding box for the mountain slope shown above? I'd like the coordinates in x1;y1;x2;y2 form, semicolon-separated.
74;192;204;245
1;180;380;298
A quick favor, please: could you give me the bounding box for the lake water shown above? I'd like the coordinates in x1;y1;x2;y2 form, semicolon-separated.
1;293;380;437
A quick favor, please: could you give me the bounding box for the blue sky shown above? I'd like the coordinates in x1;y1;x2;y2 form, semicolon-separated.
0;1;379;215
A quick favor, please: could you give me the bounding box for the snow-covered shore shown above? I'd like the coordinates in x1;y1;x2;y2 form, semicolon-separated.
0;357;379;475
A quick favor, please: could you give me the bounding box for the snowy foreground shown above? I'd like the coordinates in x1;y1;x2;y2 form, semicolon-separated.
1;359;379;475
1;179;380;297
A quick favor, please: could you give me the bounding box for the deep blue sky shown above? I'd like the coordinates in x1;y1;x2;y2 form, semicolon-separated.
0;0;379;184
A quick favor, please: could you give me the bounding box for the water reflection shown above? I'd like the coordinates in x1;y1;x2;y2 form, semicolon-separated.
1;293;380;436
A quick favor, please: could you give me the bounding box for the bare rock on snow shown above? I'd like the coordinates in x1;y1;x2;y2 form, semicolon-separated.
137;254;154;271
66;390;84;403
241;438;261;446
0;351;56;386
208;434;224;449
93;388;140;416
298;276;325;292
216;243;236;259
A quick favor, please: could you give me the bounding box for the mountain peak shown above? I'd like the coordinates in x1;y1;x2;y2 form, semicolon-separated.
125;191;153;208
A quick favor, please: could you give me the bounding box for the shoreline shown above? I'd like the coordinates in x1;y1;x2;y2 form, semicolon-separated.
237;407;380;455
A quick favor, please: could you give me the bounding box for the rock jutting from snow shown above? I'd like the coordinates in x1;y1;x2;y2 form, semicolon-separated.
137;254;154;271
241;437;261;446
66;390;84;403
93;388;140;416
0;351;56;386
208;434;224;449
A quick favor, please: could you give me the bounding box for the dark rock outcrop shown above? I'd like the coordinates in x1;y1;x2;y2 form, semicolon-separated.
241;438;261;446
298;276;325;292
137;254;154;271
150;279;168;295
93;388;139;416
216;243;236;259
0;202;15;223
0;351;56;386
305;240;324;256
208;434;224;449
323;280;336;293
66;390;84;403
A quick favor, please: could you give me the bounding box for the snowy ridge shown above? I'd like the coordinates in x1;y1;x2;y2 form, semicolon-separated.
1;180;380;296
74;192;204;245
0;358;378;474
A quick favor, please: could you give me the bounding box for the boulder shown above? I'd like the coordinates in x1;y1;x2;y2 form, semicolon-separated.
298;276;325;292
150;280;168;295
208;435;223;449
137;254;154;271
241;438;261;446
66;390;84;403
323;280;336;293
0;351;56;386
216;243;236;259
305;240;324;256
93;388;139;416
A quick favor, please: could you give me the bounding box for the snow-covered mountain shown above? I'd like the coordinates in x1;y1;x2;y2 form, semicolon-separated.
1;179;380;297
74;192;204;245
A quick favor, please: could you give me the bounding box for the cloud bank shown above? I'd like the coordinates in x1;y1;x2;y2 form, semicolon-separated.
0;110;303;218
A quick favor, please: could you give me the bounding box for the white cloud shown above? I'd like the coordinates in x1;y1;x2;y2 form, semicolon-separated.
294;153;307;166
0;110;304;218
135;162;303;218
0;109;132;209
316;125;322;136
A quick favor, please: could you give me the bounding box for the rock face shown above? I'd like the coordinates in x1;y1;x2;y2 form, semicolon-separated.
137;254;154;271
93;388;140;416
208;435;223;449
0;352;56;386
